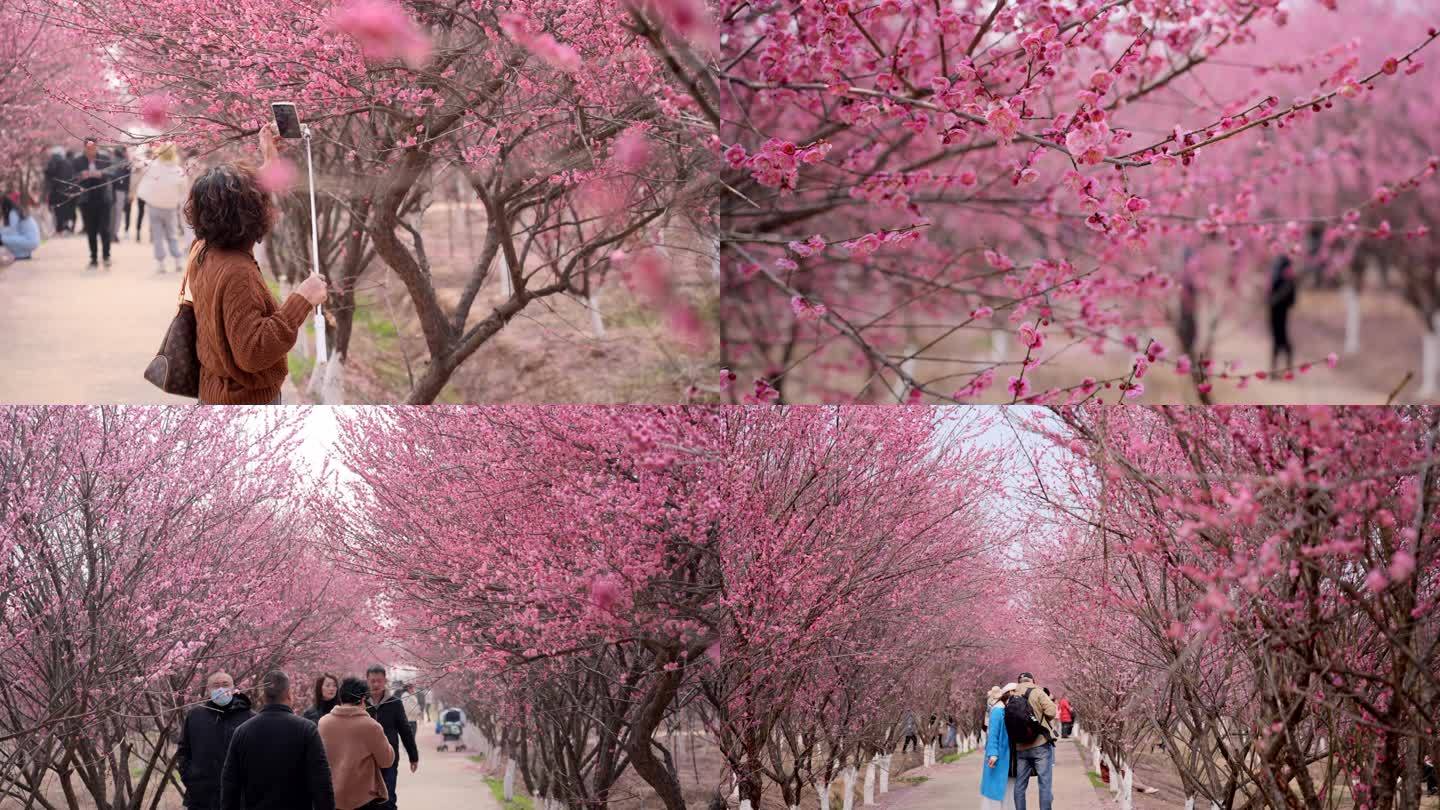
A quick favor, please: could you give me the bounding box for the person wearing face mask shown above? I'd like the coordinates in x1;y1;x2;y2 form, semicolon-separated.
177;671;255;810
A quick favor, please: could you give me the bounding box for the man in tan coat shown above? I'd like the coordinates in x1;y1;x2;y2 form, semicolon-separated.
319;677;396;810
1009;672;1058;810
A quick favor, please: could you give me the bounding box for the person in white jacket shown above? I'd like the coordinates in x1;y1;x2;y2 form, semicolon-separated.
133;142;191;274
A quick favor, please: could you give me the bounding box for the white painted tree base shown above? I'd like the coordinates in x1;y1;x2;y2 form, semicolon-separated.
1421;322;1440;397
1343;284;1361;354
816;780;832;810
503;758;517;800
589;291;605;337
841;766;857;810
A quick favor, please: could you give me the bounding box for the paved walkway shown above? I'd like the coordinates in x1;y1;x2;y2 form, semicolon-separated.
877;740;1104;810
0;227;195;403
399;722;505;810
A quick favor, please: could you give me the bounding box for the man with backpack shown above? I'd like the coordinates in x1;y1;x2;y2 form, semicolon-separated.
1002;672;1059;810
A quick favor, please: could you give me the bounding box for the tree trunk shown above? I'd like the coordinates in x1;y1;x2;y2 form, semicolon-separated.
1343;283;1361;354
815;780;830;810
307;352;347;404
840;765;856;810
499;241;515;298
1422;312;1440;398
878;755;891;794
861;758;875;806
891;342;917;400
589;289;606;337
504;758;517;801
407;358;456;404
621;667;687;810
989;325;1009;362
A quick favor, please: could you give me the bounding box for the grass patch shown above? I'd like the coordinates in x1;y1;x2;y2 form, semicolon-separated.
468;753;487;763
354;302;399;347
939;749;975;764
892;766;927;784
603;299;661;330
484;776;534;810
1086;772;1106;789
288;352;315;384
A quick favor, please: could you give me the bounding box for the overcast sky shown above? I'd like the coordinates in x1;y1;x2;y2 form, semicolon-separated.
290;405;1062;496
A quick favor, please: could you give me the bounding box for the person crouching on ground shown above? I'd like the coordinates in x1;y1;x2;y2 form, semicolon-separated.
320;677;396;810
184;123;326;404
1;192;40;260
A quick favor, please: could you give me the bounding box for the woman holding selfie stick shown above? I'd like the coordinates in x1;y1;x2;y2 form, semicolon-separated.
184;123;327;404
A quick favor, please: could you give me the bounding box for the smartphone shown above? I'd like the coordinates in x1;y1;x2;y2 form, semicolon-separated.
271;102;302;139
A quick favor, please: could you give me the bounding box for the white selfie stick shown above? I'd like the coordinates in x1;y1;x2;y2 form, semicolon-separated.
301;124;327;362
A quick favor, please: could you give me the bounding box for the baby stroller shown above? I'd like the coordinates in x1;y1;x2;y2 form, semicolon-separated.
436;707;467;752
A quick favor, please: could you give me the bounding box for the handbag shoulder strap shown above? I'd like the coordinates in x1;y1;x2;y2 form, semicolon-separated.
179;241;203;304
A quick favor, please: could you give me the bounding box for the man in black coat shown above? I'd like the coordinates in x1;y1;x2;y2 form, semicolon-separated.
42;149;76;233
110;145;132;241
365;665;419;810
177;672;255;810
220;670;335;810
71;137;114;269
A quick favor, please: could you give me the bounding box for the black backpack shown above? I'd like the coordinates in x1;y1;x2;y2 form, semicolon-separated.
1003;688;1046;745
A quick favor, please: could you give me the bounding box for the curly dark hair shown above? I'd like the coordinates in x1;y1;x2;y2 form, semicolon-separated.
183;163;273;254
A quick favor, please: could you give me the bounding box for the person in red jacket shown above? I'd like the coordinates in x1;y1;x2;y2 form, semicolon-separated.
1057;697;1073;739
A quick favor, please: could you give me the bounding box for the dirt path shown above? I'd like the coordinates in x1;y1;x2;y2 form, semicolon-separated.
395;722;504;810
875;739;1103;810
0;229;195;403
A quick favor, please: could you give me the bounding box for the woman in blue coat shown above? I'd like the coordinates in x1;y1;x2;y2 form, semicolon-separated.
980;683;1018;810
1;193;41;260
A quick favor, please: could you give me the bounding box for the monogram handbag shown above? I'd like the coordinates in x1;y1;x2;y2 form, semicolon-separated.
143;270;201;398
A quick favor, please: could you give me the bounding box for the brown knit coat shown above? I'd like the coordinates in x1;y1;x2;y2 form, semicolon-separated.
318;705;395;810
186;243;311;404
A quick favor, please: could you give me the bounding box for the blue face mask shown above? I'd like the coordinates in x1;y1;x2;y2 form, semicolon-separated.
211;687;233;707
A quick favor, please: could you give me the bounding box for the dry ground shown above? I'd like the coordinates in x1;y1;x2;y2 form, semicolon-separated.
313;202;718;404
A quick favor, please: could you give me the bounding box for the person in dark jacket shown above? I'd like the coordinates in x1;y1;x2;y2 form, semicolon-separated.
177;672;255;810
43;148;76;233
365;665;419;810
1268;223;1324;375
71;137;114;269
303;673;340;723
220;670;334;810
111;145;132;240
